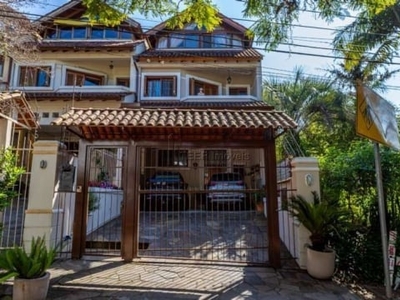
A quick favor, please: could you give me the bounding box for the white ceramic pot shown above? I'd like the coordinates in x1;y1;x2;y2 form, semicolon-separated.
13;272;50;300
306;247;336;279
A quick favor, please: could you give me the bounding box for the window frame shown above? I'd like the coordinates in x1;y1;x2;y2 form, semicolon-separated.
65;69;104;86
188;76;222;96
157;150;189;167
141;72;180;100
18;66;52;87
227;85;250;96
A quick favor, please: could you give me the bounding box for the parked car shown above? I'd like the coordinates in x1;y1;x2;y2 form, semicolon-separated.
142;171;188;211
206;172;246;206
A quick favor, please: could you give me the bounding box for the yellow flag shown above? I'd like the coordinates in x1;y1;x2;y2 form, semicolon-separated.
356;84;400;150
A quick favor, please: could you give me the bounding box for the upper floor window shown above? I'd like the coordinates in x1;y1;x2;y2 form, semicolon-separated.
45;25;133;40
144;76;177;97
189;78;218;95
157;24;243;49
19;66;51;87
66;69;103;86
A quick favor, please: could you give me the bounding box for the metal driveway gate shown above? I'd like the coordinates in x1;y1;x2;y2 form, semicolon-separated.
137;146;269;264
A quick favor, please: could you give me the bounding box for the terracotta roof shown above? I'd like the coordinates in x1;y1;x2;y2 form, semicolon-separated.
53;107;296;129
25;91;132;101
0;92;39;129
39;40;144;50
135;100;272;109
136;49;263;60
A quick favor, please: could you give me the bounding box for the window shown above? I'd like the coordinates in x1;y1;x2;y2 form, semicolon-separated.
19;66;51;87
189;78;218;95
42;112;49;118
158;150;188;167
52;112;59;118
66;70;103;86
229;87;248;95
144;76;176;97
116;78;130;87
47;25;134;40
204;150;227;167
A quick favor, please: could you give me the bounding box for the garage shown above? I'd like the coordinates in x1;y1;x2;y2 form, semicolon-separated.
53;104;297;268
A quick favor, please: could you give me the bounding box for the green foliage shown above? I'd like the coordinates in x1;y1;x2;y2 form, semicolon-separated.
0;148;25;212
284;191;349;251
88;192;99;213
0;236;56;281
331;226;384;283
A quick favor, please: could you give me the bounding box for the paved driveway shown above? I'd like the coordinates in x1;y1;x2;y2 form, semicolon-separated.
27;258;363;299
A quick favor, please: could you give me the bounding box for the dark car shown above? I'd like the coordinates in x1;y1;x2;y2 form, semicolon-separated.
142;171;188;211
206;172;246;204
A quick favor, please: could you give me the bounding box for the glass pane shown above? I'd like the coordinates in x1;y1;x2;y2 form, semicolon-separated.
59;27;72;39
91;28;104;39
120;30;132;39
84;76;102;86
158;37;168;48
231;35;243;48
105;28;118;38
170;34;185;48
73;27;86;39
46;29;57;39
185;34;199;48
203;35;212;48
213;34;227;48
36;69;49;86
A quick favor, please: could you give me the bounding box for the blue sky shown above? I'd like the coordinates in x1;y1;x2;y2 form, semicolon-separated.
24;0;400;107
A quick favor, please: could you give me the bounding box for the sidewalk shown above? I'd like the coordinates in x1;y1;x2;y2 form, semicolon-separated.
1;257;371;299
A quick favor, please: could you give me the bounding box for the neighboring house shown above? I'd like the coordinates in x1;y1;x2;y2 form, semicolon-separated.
8;0;146;143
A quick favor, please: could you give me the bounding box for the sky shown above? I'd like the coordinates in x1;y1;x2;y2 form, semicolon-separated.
23;0;400;108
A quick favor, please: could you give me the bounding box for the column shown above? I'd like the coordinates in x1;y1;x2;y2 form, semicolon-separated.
290;157;320;268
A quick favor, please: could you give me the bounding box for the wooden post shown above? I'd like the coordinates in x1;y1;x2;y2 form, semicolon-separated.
264;130;281;268
122;143;137;261
72;140;87;259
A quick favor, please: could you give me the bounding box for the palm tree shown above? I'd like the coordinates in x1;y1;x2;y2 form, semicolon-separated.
333;3;400;72
263;67;354;158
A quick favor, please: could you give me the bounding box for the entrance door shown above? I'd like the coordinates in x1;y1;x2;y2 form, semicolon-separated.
84;147;126;256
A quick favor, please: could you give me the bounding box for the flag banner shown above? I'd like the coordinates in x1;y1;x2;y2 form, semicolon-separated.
356;84;400;151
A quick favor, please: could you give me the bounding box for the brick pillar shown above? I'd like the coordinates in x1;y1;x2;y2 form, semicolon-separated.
290;157;320;269
23;141;65;249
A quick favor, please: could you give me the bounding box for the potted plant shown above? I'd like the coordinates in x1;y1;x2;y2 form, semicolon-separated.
284;191;348;279
0;236;57;300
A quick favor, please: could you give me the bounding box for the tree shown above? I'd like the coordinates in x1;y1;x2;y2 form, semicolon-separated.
0;2;41;62
263;67;354;157
0;148;25;238
80;0;395;50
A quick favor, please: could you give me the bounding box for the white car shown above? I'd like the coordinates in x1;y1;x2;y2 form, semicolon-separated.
207;172;246;203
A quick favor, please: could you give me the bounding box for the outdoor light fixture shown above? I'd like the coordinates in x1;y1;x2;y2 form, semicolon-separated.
227;71;232;84
109;61;114;70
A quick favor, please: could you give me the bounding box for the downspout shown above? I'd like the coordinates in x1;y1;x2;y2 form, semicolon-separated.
133;57;139;103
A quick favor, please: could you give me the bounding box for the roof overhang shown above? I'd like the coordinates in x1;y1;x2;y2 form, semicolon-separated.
0;92;39;130
51;107;297;142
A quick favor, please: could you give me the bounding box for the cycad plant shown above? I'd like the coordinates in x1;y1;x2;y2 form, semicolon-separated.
0;236;57;281
285;191;348;252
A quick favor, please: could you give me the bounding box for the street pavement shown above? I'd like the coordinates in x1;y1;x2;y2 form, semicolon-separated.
0;257;371;299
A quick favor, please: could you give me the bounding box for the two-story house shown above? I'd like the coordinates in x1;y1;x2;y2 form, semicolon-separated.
16;0;297;268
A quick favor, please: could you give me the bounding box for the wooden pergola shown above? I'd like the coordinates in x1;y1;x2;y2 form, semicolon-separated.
52;105;297;268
